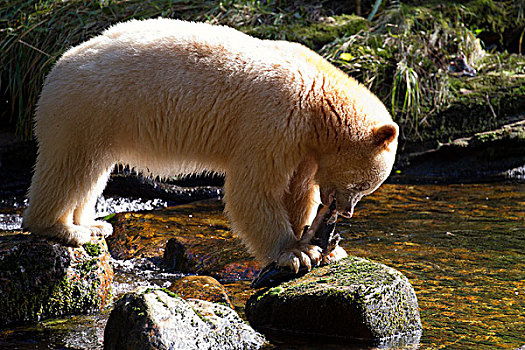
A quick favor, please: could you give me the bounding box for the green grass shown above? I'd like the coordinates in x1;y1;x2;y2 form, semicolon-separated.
0;0;353;139
1;0;524;144
320;1;524;141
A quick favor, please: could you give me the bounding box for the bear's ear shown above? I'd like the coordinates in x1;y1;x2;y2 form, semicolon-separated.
373;123;398;148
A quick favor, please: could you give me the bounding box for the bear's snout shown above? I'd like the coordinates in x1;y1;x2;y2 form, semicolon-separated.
337;192;363;219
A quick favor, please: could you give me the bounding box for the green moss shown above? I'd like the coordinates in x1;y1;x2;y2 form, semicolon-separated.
267;286;284;296
79;258;99;277
44;276;102;319
476;131;500;142
160;288;179;299
131;304;146;317
83;243;102;257
192;308;208;324
243;14;368;49
156;294;170;309
266;256;402;302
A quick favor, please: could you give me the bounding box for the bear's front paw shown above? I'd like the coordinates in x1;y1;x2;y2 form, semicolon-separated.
90;220;113;237
276;244;322;273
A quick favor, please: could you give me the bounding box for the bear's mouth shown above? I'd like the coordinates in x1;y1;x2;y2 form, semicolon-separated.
320;188;336;207
338;208;353;219
321;189;361;219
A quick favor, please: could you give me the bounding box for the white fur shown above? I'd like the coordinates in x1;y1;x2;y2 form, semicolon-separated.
24;19;398;267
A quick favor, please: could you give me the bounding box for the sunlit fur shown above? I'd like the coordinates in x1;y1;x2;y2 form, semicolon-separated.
24;19;398;268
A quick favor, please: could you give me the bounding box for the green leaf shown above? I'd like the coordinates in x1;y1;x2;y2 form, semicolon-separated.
102;213;115;221
339;52;354;61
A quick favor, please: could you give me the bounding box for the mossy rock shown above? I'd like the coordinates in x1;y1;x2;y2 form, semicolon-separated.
0;232;113;327
104;288;266;350
246;256;422;346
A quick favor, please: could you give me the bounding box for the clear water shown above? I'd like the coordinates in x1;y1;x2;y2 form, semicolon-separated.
0;183;523;349
339;183;525;349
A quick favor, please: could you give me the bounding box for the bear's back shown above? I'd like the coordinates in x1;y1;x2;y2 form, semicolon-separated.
59;19;289;73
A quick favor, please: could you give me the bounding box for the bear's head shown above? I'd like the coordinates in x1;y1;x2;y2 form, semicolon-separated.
311;77;399;218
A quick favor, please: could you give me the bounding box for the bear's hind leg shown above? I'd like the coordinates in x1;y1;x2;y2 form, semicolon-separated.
73;166;114;238
23;151;113;247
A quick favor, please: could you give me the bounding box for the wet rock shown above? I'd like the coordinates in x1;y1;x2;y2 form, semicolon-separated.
168;275;233;308
0;231;113;327
163;237;261;282
246;256;422;346
223;281;257;320
107;200;260;282
393;119;525;183
104;288;266;350
163;238;195;272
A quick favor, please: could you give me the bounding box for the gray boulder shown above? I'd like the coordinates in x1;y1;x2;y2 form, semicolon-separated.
246;256;422;346
104;288;266;350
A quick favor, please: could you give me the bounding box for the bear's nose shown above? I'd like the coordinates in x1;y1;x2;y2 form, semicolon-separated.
339;193;363;219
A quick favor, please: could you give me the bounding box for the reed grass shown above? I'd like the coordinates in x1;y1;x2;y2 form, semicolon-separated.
1;0;211;138
1;0;523;141
320;2;514;138
0;0;343;139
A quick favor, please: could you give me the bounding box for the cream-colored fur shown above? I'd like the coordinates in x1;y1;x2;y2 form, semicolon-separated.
24;19;398;271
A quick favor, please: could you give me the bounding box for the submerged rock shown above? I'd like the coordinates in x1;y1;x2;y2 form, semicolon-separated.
0;232;113;327
104;288;266;350
246;256;422;346
168;275;233;308
163;236;261;282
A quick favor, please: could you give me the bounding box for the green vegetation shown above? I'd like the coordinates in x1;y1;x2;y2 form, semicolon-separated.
1;0;523;147
322;2;524;143
83;242;102;257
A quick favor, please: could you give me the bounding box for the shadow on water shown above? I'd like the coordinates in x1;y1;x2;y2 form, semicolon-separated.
0;183;523;349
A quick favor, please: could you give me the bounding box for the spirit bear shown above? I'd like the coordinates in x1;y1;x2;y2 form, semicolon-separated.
24;19;398;272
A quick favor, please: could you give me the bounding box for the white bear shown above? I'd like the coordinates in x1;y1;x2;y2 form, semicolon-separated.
23;19;398;272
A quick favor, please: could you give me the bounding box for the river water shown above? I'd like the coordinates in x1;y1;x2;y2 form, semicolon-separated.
0;183;523;349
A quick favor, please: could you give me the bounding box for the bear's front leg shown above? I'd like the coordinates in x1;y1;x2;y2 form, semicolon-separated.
223;167;322;273
280;157;326;272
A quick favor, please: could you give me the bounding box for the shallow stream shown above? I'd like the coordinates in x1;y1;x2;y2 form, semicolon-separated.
0;183;523;349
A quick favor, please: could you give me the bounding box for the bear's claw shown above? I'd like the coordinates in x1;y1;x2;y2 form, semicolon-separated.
251;197;347;288
90;220;113;237
276;244;322;273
